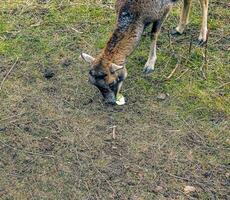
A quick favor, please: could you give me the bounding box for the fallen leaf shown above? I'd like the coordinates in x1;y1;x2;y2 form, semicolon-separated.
184;186;196;194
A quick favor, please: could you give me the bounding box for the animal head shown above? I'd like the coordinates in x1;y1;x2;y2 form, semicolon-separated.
80;53;127;104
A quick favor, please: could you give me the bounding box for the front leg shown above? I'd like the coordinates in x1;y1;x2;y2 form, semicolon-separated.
143;31;159;74
198;0;209;44
143;9;171;74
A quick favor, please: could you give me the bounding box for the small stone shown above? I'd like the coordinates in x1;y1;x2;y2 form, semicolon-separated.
154;186;163;193
184;186;196;194
157;93;167;100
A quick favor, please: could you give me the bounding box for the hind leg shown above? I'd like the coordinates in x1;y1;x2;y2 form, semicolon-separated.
198;0;209;44
175;0;192;34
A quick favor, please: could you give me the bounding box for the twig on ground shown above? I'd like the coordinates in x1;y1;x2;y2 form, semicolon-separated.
211;33;230;45
112;125;117;139
165;63;180;80
179;117;205;141
30;21;41;27
71;27;83;34
176;69;190;80
0;57;19;90
167;173;190;181
216;82;230;89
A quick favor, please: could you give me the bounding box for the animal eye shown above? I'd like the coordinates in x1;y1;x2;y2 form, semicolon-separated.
89;70;107;79
96;73;107;79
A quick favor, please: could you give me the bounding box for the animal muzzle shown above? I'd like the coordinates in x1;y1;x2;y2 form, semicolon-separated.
99;87;116;105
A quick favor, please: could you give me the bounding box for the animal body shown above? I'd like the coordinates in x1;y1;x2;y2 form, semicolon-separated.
80;0;209;104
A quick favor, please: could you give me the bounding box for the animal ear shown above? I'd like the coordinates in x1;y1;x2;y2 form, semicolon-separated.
110;63;124;73
79;53;95;64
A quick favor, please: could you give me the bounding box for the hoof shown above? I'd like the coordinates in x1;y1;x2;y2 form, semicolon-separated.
143;67;154;75
171;29;183;36
196;39;207;46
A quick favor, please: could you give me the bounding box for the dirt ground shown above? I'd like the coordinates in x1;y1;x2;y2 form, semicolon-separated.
0;0;229;199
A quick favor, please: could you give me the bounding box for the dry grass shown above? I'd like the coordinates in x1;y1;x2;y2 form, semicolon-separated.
0;0;229;199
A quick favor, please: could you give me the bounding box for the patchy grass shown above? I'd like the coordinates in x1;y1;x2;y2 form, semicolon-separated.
0;0;229;199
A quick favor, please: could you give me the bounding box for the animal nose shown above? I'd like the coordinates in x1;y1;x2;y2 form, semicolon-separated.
103;91;116;105
104;97;116;105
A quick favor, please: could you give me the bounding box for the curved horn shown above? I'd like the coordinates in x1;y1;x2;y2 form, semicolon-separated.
79;53;95;64
110;63;124;73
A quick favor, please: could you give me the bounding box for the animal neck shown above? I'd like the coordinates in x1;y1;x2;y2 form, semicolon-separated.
101;23;144;66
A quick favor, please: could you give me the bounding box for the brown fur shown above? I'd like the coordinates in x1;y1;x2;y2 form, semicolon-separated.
95;0;209;71
81;0;209;104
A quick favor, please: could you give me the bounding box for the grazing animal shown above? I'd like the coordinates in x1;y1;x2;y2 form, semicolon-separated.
80;0;209;104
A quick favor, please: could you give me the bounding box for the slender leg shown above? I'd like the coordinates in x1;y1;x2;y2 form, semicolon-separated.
198;0;209;43
143;10;171;74
143;30;159;74
175;0;192;34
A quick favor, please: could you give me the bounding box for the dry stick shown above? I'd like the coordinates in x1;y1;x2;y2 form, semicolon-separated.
0;57;19;90
165;28;186;80
216;81;230;89
165;63;180;80
211;33;230;45
166;30;193;81
167;173;190;181
176;69;190;80
112;125;116;139
180;117;204;141
71;27;83;34
175;32;193;80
